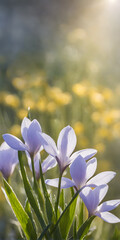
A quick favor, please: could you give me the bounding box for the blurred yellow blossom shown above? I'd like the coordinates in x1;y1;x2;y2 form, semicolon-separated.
48;87;72;105
22;98;35;109
9;124;21;137
94;143;106;153
4;94;20;108
17;109;28;120
72;83;87;97
89;91;104;109
12;77;28;90
96;128;112;141
102;88;113;101
73;122;84;135
102;110;120;125
36;97;47;112
46;102;57;113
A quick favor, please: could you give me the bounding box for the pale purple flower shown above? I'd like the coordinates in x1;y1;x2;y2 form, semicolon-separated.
80;185;120;223
0;142;18;180
38;125;97;173
26;151;57;180
3;117;42;157
45;156;116;190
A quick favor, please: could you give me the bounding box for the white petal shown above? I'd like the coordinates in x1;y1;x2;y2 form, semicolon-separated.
42;155;57;173
57;126;77;158
3;134;26;151
86;157;97;181
27;119;42;154
21;117;31;142
70;156;86;188
97;200;120;212
95;211;120;223
45;177;74;189
87;171;116;187
70;149;97;162
38;133;58;157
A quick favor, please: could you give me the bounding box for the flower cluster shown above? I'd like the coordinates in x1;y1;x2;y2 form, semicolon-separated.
0;117;120;239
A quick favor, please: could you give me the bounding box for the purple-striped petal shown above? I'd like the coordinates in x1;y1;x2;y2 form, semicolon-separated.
70;156;86;188
21;117;31;142
97;200;120;212
3;134;27;151
95;212;120;223
86;157;97;181
80;187;95;215
57;126;77;158
38;133;58;157
45;177;75;189
80;185;108;216
27;119;42;154
70;149;97;162
87;171;116;187
42;155;57;173
0;142;18;179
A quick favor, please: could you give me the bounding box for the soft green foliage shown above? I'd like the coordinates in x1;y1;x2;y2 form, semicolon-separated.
2;178;37;240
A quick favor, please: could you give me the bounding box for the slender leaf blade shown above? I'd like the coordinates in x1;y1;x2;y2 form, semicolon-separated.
59;197;77;239
40;163;54;223
76;216;95;240
18;152;46;230
3;178;37;240
59;189;65;211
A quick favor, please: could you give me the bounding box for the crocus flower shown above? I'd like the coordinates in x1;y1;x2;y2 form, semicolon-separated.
0;142;18;180
3;117;42;157
26;151;57;180
38;125;97;174
80;185;120;223
45;156;116;190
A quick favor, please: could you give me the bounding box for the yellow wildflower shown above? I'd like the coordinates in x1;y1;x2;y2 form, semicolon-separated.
4;94;20;108
73;122;84;135
22;98;35;109
47;102;57;113
17;109;28;120
36;97;47;112
72;83;87;97
12;77;28;90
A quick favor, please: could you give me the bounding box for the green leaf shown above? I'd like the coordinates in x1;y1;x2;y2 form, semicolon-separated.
38;224;51;240
3;178;37;240
73;217;77;240
18;152;46;231
78;200;84;228
59;189;65;210
31;157;45;212
76;216;95;240
40;163;54;223
59;195;77;239
25;199;37;234
51;188;81;235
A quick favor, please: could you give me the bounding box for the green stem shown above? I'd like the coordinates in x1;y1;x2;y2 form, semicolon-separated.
55;174;62;220
31;156;45;212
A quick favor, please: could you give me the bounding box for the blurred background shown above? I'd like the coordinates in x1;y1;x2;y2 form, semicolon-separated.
0;0;120;239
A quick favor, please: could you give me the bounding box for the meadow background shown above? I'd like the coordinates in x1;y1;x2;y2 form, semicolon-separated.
0;0;120;239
